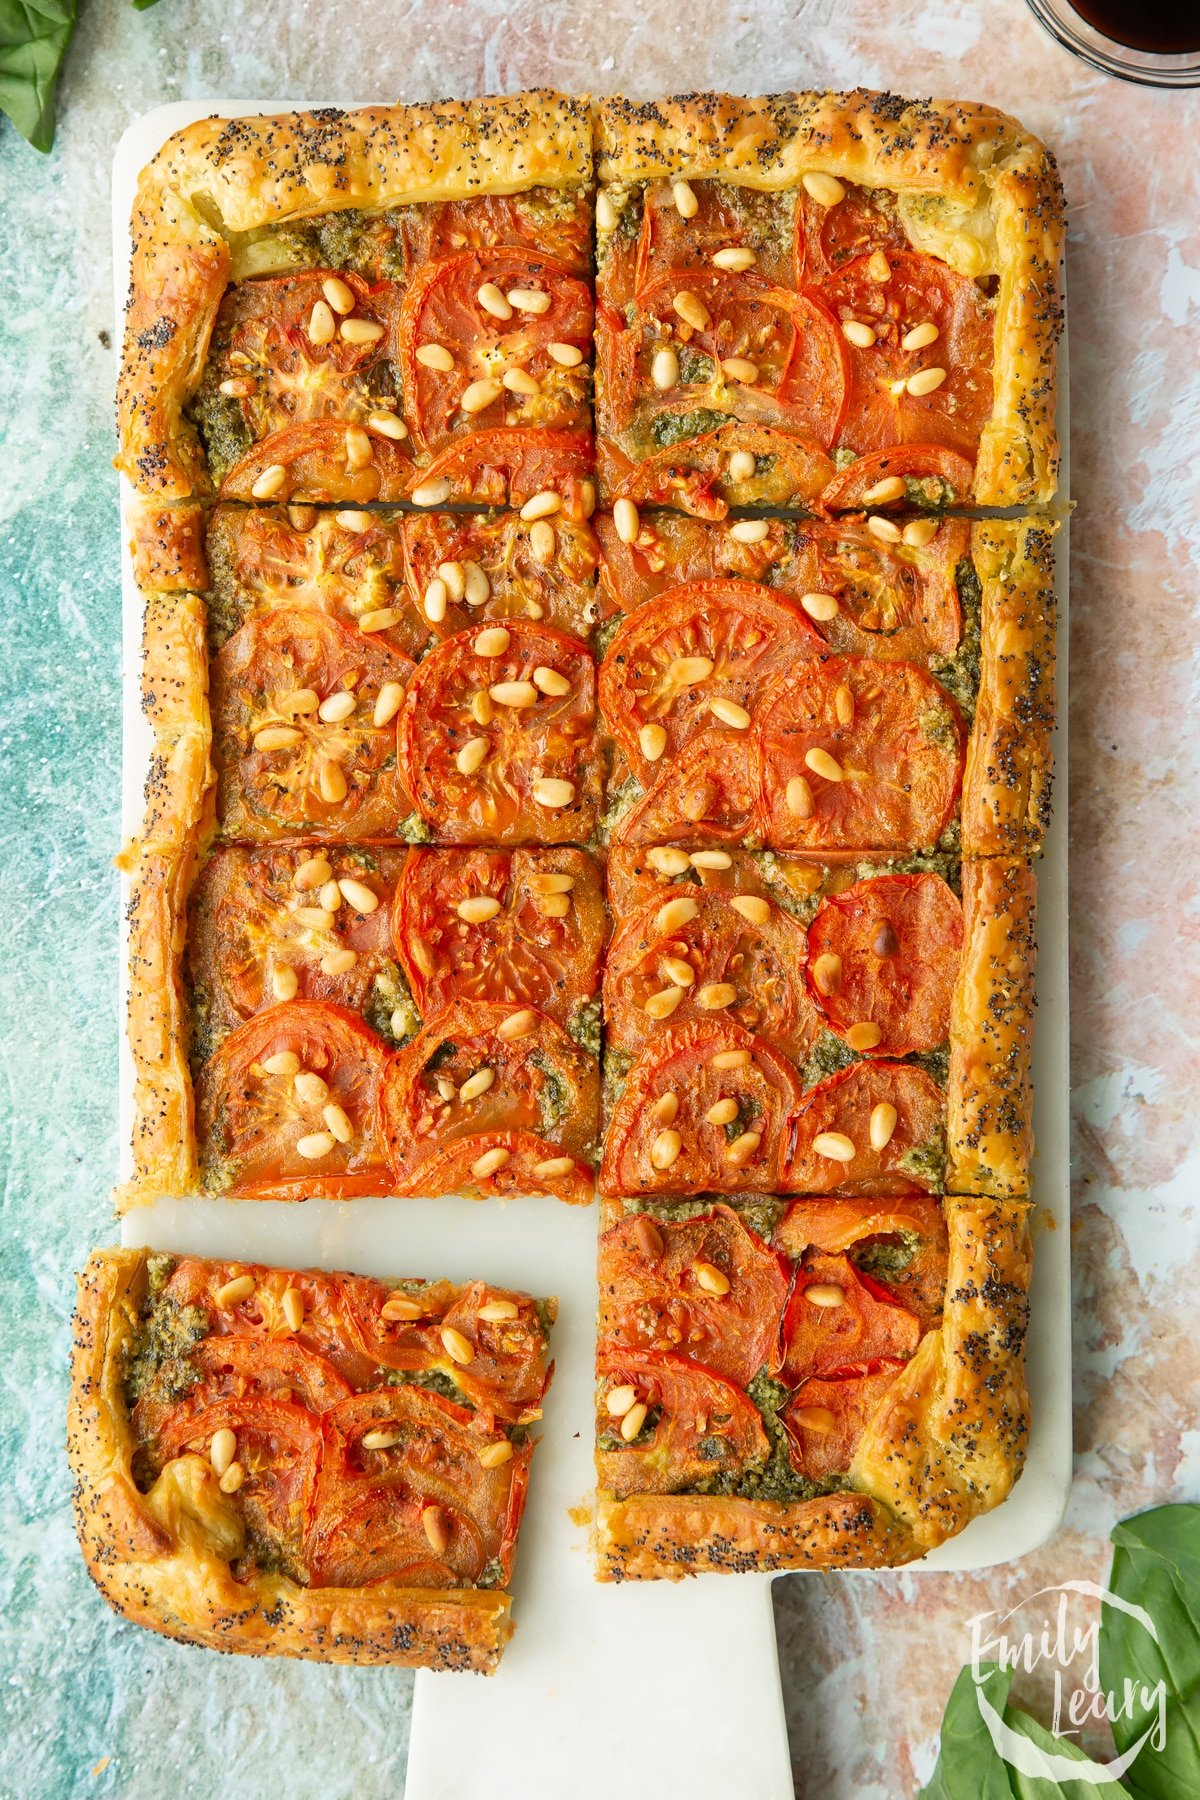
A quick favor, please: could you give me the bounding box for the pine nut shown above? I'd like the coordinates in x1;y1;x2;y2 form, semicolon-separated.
335;510;374;532
374;682;404;727
294;854;332;891
341;317;384;345
318;762;348;803
272;966;298;1002
471;1147;511;1179
529;519;556;563
489;680;538;708
477;282;513;320
862;476;906;506
729;520;769;543
533;666;571;697
867;515;903;543
503;367;539;397
712;246;757;272
250;463;288;501
730;894;770;925
323;1102;353;1143
461;378;501;414
672;290;711;331
253;726;301;751
282;687;320;715
422;1504;450;1555
902;321;940;352
652;345;680;390
648;846;691;874
548;340;583;367
381;1293;425;1322
643;986;684;1020
293;906;333;930
478;1298;520;1322
903;517;939;548
867;251;892;282
670;655;714;686
419;572;445;621
455;737;489;775
507;288;551;315
294;1071;330;1106
533;777;575;808
690;851;731;871
633;1215;665;1258
726;1130;762;1163
528;872;575;895
479;1439;514;1468
360;607;401;632
596;191;618;231
712;1048;751;1070
281;1287;305;1332
440;1326;474;1365
345;427;373;469
606;1383;638;1417
362;1428;401;1450
538;893;571;918
534;1155;575;1179
655;896;699;932
463;561;491;606
800;592;840;622
416;343;454;371
727;449;757;481
806;1282;847;1306
215;1274;256;1308
459;1067;495;1102
323;277;355;315
435;561;465;602
812;1132;855;1163
262;1052;300;1077
705;1097;739;1126
620;1402;649;1441
474;626;511;658
520;490;562;522
696;982;737;1010
680;772;713;815
498;1009;536;1040
812;952;842;996
457;895;501;922
650;1129;681;1171
412;478;452;507
846;1021;883;1051
906;366;947;397
218;1462;246;1495
721;357;760;384
652;1091;680;1126
613;497;640;544
336;878;377;914
672;179;698;217
308;300;335;345
802;171;846;206
870;1102;898;1151
693;1260;731;1294
710;697;750;729
633;723;665;764
792;1405;838;1432
208;1427;238;1476
318;690;356;724
218;376;256;398
835;685;855;727
660;956;695;988
842;319;876;348
368;411;407;440
805;748;843;782
297;1131;336;1159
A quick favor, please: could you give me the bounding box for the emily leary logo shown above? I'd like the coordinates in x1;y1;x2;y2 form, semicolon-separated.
968;1580;1168;1782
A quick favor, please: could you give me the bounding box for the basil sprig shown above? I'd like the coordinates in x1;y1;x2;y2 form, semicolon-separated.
0;0;158;153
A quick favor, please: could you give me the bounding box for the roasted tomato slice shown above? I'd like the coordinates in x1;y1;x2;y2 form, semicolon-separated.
220;419;415;506
783;513;968;661
310;1385;527;1587
821;252;994;462
804;872;962;1056
434;1282;556;1424
757;654;964;851
601;423;835;520
788;1061;946;1196
155;1395;322;1564
398;251;592;453
393;847;605;1029
776;1197;948;1331
818;444;976;513
210;609;415;841
785;1361;908;1479
599;580;822;784
613;730;760;849
188;845;407;1056
602;887;817;1061
623;179;799;295
133;1336;353;1447
595;508;798;614
195;1001;390;1199
379;1000;599;1202
595;1348;770;1498
795;185;912;286
399;191;593;274
780;1251;922;1384
411;428;595;514
601;1019;803;1196
397;622;597;844
600;272;847;446
401;510;601;642
597;1204;790;1386
205;505;429;659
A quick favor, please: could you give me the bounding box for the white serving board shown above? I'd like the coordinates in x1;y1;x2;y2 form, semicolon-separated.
113;103;1071;1800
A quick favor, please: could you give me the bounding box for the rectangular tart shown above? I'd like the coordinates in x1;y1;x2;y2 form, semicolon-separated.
69;1247;555;1667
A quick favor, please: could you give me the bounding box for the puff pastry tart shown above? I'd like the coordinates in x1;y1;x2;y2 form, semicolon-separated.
69;1248;555;1667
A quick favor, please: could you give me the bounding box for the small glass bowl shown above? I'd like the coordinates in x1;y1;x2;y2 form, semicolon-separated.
1025;0;1200;85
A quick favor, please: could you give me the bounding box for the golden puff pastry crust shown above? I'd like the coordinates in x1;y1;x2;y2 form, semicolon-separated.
595;1489;911;1580
595;89;1064;508
68;1248;513;1668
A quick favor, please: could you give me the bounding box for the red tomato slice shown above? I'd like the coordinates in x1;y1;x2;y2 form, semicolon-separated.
601;423;835;520
599;580;822;784
757;654;964;851
601;1019;803;1197
220;420;414;505
188;846;406;1051
818;444;976;513
597;1204;790;1386
400;510;601;643
379;1000;599;1202
156;1395;322;1561
595;508;797;614
791;513;967;661
393;847;605;1027
795;186;912;286
624;179;799;296
398;251;592;453
210;609;415;842
195;1001;390;1199
596;1348;770;1498
132;1336;354;1449
307;1485;475;1589
784;1360;908;1479
805;873;963;1056
603;887;817;1062
821;251;994;462
613;729;760;849
397;622;597;845
434;1282;556;1424
776;1197;948;1332
780;1251;922;1384
400;192;593;274
788;1061;946;1196
410;428;594;514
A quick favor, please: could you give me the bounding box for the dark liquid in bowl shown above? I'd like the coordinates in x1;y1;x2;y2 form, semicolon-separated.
1069;0;1200;52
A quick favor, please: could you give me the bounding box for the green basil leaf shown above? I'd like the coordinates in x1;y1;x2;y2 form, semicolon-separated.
130;0;160;10
1101;1504;1200;1800
919;1663;1017;1799
0;0;78;152
1003;1706;1131;1799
